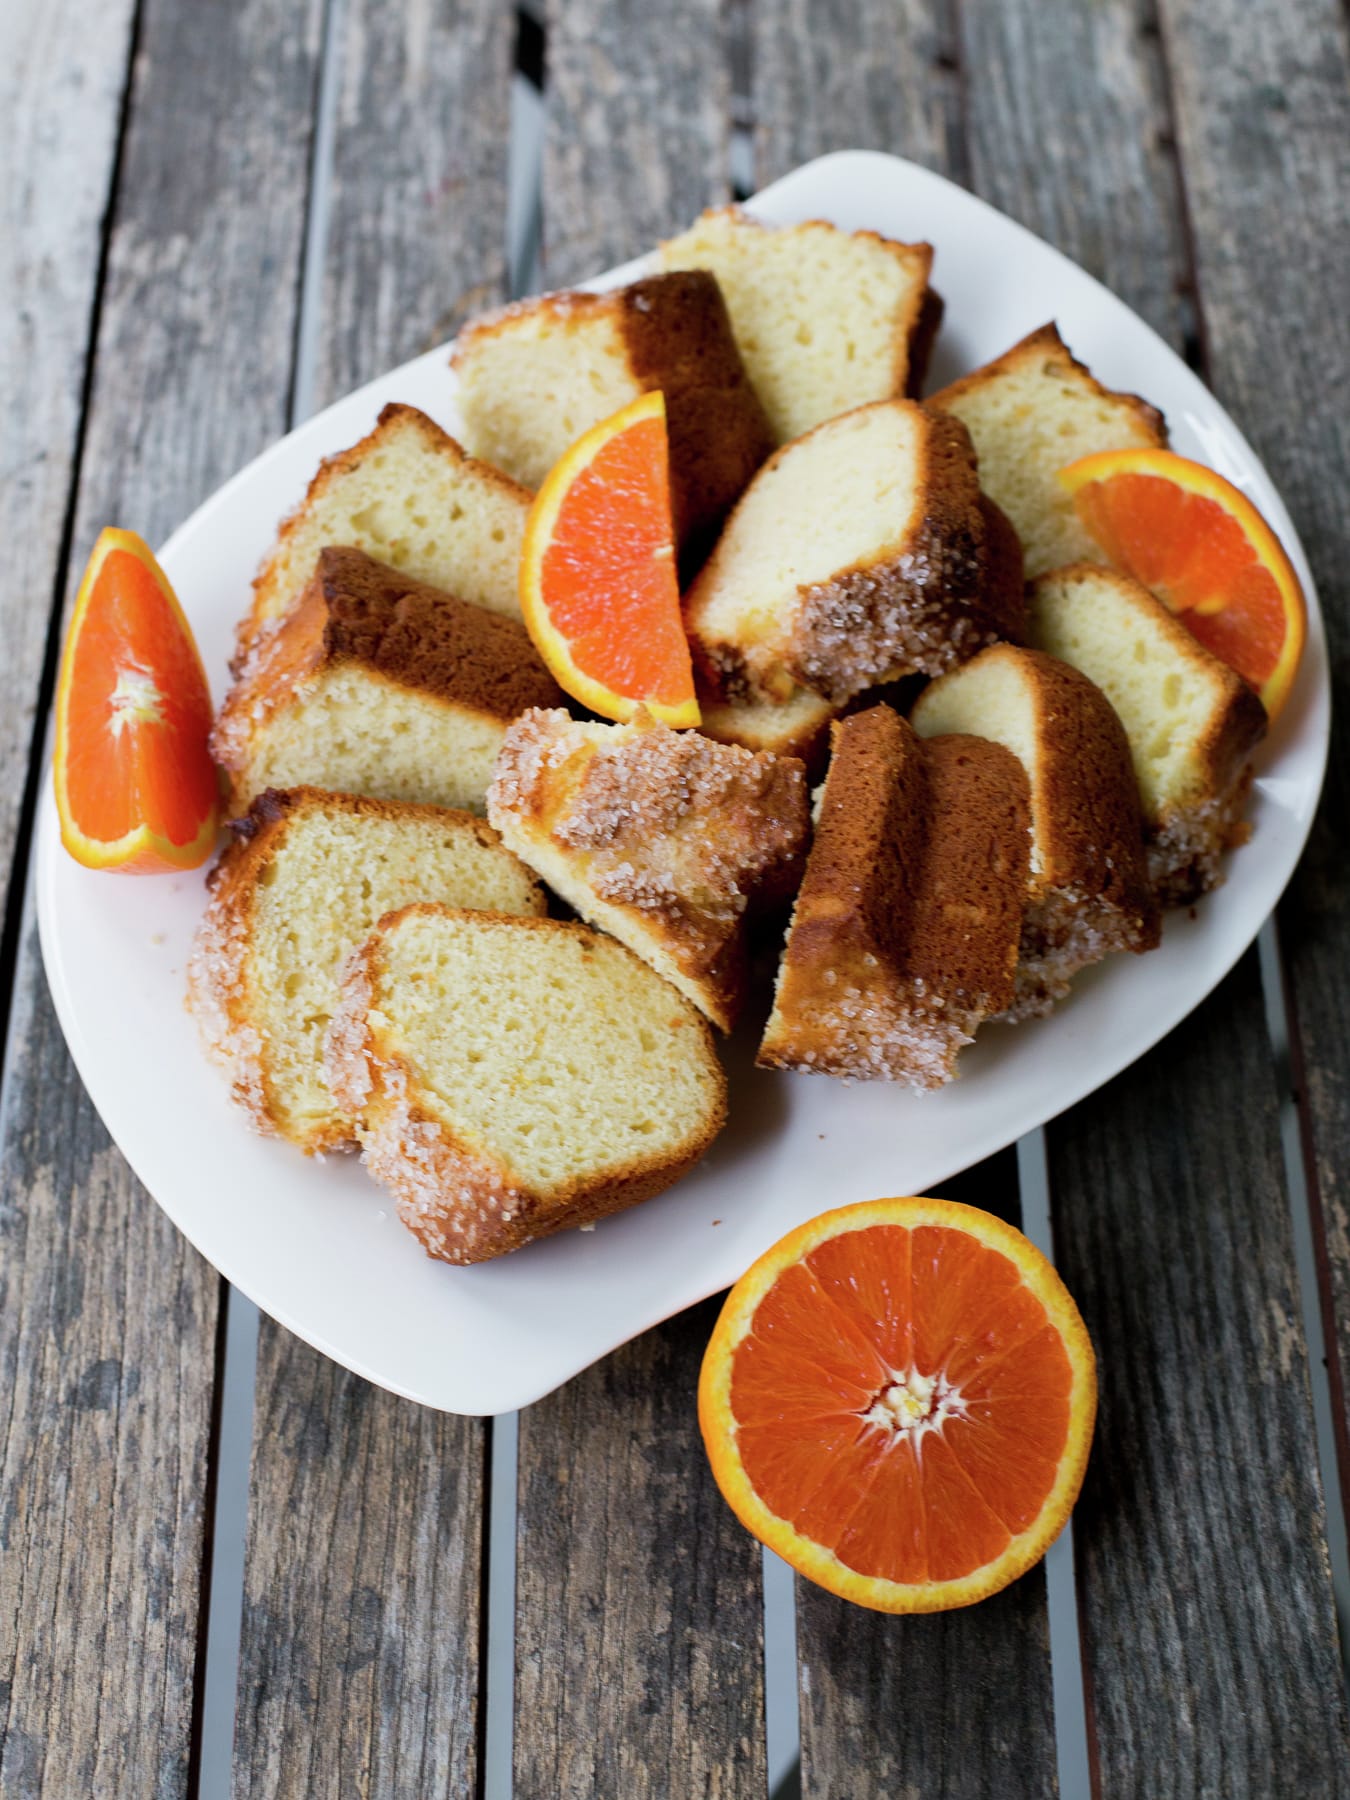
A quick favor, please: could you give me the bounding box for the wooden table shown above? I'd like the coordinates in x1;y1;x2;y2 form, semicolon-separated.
5;1;1350;1793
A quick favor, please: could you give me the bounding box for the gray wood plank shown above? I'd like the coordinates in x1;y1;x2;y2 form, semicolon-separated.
1158;0;1350;1467
1053;956;1350;1794
953;1;1350;1786
0;0;136;933
231;1333;486;1799
509;27;766;1795
541;0;731;284
515;1299;767;1800
230;4;514;1793
750;16;1058;1797
0;0;322;1790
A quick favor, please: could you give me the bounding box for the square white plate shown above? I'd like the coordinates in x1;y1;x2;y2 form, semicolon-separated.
36;151;1328;1414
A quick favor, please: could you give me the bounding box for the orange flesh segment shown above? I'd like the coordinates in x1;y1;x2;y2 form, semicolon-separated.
63;547;218;848
539;413;693;709
1075;472;1288;683
728;1222;1074;1585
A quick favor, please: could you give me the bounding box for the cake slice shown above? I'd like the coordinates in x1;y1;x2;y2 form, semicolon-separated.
685;401;1022;709
911;644;1159;1016
1027;563;1268;902
487;708;809;1030
929;324;1167;578
325;905;727;1264
213;547;566;817
187;788;545;1151
758;706;1031;1088
238;402;531;663
658;206;942;443
696;684;839;772
452;270;773;568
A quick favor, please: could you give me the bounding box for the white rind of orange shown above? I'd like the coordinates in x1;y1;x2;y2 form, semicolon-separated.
53;526;220;873
1058;446;1307;720
518;390;700;730
698;1196;1098;1614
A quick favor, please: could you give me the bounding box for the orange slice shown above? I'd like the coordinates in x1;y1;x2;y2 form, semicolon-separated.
1060;447;1306;720
519;390;699;728
54;528;219;873
699;1197;1096;1613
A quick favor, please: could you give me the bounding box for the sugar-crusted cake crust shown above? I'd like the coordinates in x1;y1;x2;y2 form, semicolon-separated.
488;708;809;1030
186;789;543;1150
214;546;564;807
688;405;1024;709
758;708;1031;1088
325;904;728;1265
237;402;532;670
453;271;773;573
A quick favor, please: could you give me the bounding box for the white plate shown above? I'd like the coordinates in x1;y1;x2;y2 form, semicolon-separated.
37;151;1329;1414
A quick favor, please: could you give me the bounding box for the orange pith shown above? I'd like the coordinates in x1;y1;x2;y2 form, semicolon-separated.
1060;447;1306;720
54;528;219;873
699;1198;1096;1613
520;391;699;728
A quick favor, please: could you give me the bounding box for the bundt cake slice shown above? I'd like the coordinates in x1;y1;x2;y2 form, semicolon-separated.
929;324;1167;578
186;788;545;1152
658;206;942;443
240;403;531;662
214;547;566;817
911;643;1160;1016
758;706;1031;1089
1027;563;1267;903
487;707;809;1031
684;401;1022;709
696;683;839;772
325;905;727;1264
451;270;773;569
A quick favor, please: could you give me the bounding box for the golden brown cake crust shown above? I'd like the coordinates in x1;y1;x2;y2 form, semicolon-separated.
186;789;542;1152
978;496;1028;642
453;272;773;573
238;403;532;671
487;708;809;1031
325;904;728;1265
214;546;564;798
929;323;1168;445
758;708;1031;1087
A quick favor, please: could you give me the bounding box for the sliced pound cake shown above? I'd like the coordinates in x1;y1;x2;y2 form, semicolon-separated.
238;403;531;663
685;401;1023;709
929;324;1167;578
187;788;544;1151
659;206;941;443
1027;564;1267;902
912;644;1159;1016
325;905;727;1264
214;547;566;817
452;270;773;568
488;708;809;1030
697;684;839;772
758;707;1030;1089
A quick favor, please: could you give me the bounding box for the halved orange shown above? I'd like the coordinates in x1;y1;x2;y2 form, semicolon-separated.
1060;447;1306;720
519;390;699;729
699;1197;1096;1613
54;528;219;873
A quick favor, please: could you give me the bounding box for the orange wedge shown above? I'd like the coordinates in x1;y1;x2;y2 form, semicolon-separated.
1060;447;1306;720
54;528;219;873
699;1197;1096;1613
519;390;699;728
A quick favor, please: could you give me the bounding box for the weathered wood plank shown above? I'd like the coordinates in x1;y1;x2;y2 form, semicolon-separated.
509;28;765;1796
0;0;322;1791
515;1300;767;1800
228;4;515;1795
1053;956;1350;1793
1158;0;1350;1465
751;16;1057;1795
541;0;731;283
0;0;136;933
